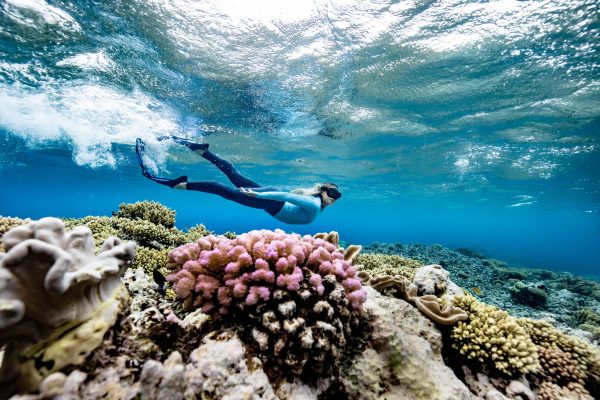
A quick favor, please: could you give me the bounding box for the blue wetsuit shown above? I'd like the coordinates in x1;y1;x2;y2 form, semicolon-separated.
136;138;324;225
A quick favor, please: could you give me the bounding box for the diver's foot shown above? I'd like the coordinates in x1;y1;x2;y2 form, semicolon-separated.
157;135;209;154
147;173;188;189
135;138;188;188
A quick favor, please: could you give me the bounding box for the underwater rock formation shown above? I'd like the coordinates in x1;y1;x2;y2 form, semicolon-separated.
509;281;548;308
0;217;135;398
2;207;599;400
342;286;475;400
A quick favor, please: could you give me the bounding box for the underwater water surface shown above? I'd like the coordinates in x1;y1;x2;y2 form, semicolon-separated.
0;0;599;276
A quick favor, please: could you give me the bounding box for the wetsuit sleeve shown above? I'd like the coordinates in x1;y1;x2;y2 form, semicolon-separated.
253;191;320;210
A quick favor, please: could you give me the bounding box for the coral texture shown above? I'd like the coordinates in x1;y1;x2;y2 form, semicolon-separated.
520;318;600;396
13;333;277;400
509;281;548;308
451;295;540;377
342;286;476;400
355;252;422;281
166;229;368;378
405;285;468;326
0;217;135;396
112;200;177;228
166;229;367;314
0;217;30;253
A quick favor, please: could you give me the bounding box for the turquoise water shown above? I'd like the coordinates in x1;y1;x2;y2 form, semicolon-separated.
0;0;598;275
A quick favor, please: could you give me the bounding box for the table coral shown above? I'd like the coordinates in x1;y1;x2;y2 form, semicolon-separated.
166;229;368;378
0;217;135;397
450;295;540;377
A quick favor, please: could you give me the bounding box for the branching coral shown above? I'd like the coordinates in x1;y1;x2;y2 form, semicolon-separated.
112;201;176;228
450;295;540;377
166;229;368;378
0;217;135;396
65;203;210;250
132;246;170;275
166;229;367;314
520;318;600;395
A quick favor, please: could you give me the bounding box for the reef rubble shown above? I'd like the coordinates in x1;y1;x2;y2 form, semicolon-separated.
0;203;598;400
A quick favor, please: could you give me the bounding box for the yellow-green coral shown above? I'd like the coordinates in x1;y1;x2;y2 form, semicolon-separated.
112;201;176;228
132;246;170;275
0;216;31;253
451;295;540;376
356;253;423;281
185;224;211;242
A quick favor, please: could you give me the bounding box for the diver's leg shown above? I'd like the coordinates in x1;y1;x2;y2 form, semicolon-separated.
201;150;261;188
158;135;259;188
185;181;283;213
135;138;188;188
158;135;209;152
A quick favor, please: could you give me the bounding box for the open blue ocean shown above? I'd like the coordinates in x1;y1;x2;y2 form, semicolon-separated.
0;0;598;277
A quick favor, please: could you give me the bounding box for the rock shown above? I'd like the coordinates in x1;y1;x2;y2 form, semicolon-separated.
505;380;534;400
342;287;476;400
413;264;450;296
509;281;548;308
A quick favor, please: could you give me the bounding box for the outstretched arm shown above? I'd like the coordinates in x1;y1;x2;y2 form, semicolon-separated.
241;188;320;210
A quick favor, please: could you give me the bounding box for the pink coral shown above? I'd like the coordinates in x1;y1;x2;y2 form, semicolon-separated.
166;229;367;316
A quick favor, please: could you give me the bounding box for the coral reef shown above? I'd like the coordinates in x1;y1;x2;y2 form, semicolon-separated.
520;318;600;396
0;217;135;397
64;202;210;250
363;241;600;340
355;252;422;281
165;229;368;378
341;286;475;400
509;281;548;308
0;217;30;253
405;285;468;326
3;207;599;400
450;295;540;377
112;200;176;229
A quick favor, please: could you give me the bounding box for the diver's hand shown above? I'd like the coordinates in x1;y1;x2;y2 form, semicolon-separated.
240;187;258;197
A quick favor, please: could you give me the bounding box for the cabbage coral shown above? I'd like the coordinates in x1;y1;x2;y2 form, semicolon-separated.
0;217;135;396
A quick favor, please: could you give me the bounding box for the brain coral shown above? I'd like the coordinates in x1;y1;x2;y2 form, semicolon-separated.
166;229;368;378
450;295;540;377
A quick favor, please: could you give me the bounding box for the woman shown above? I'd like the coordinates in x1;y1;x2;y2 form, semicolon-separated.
135;136;341;225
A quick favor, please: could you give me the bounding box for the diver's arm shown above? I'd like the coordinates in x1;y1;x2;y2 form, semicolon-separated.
243;189;320;210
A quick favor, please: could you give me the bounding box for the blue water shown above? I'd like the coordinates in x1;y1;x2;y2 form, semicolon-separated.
0;0;598;276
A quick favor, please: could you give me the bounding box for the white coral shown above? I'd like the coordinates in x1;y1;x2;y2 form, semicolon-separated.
0;217;135;391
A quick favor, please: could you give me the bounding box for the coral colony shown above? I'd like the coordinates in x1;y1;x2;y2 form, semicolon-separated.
0;202;599;399
166;229;367;315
